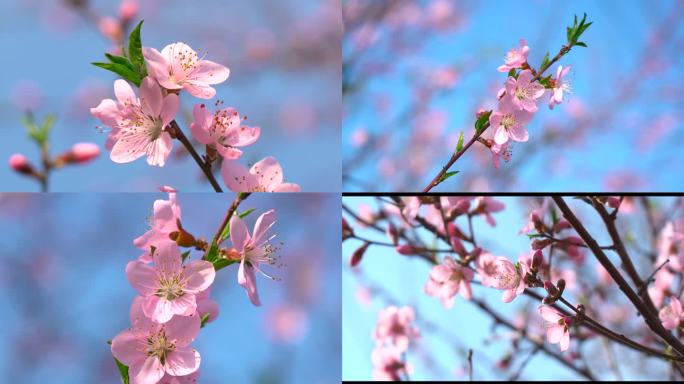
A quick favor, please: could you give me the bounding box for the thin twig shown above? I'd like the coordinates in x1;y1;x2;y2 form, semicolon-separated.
210;192;251;249
167;120;223;192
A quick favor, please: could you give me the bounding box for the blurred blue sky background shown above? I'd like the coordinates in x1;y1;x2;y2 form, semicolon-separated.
0;0;341;192
342;0;684;192
0;192;340;383
342;196;677;380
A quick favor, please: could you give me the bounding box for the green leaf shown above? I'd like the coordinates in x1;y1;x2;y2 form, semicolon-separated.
540;52;550;70
113;357;130;384
539;74;553;88
181;250;191;262
527;233;544;239
105;53;134;68
212;258;237;271
239;208;255;219
506;68;517;78
92;62;142;86
455;131;464;153
438;171;459;184
574;41;587;48
128;20;145;72
205;240;219;263
474;110;492;135
200;313;211;328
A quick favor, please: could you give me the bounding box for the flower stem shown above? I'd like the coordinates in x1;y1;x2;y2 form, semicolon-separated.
212;192;251;247
167;120;223;192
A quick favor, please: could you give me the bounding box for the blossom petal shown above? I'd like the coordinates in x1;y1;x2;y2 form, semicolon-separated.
250;157;284;191
164;346;201;377
129;356;165;384
160;94;179;127
273;183;301;192
153;242;182;275
238;259;261;306
508;124;529;142
184;81;216;99
183;260;216;293
538;305;562;322
142;295;175;323
140;77;163;116
111;330;145;365
547;325;564;344
189;59;230;85
126;261;159;296
114;79;136;105
494;125;509;145
189;104;212;144
165;311;201;346
229;215;250;252
251;209;276;248
221;160;258;192
146;132;173;167
90;98;119;127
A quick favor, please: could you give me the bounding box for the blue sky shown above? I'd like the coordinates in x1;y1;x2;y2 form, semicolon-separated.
0;0;340;192
342;196;676;380
342;0;684;192
0;192;340;383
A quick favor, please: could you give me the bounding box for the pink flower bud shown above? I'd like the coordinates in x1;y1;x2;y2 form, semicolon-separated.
450;236;465;256
342;218;354;240
531;238;552;250
9;154;33;175
544;281;558;296
69;142;100;163
475;109;487;118
531;250;544;270
118;0;138;21
396;244;416;255
553;219;572;232
350;242;369;267
98;17;123;43
556;278;566;292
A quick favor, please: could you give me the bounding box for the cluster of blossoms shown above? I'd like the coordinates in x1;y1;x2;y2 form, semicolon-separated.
111;188;281;383
484;39;573;168
91;32;299;192
371;306;420;381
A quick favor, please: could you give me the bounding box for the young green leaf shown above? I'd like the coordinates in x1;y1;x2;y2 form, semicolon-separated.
212;258;237;272
239;208;255;219
205;240;219;263
105;53;134;68
574;41;587;48
128;20;145;72
181;250;191;262
113;357;130;384
474;110;492;135
92;62;142;86
455;131;465;153
200;313;211;328
438;171;459;184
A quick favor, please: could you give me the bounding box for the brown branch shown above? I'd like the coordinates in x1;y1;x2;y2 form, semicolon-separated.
210;192;251;248
167;120;223;192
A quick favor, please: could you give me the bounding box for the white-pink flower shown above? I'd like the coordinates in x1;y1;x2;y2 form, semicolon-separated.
90;77;179;166
134;186;181;263
143;42;230;99
371;346;412;381
497;38;530;72
538;305;571;352
230;209;279;306
195;287;220;324
111;297;201;384
424;256;473;309
489;256;527;303
190;104;260;160
505;69;545;112
659;297;683;330
472;196;505;226
490;141;512;169
221;157;300;192
126;242;216;323
374;305;420;352
489;97;533;145
548;65;572;110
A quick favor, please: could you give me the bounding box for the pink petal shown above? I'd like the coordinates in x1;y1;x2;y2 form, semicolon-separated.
143;47;177;89
90;98;119;127
130;296;155;329
273;183;301;192
164;346;201;376
501;289;516;303
251;209;276;247
126;261;159;296
161;94;179;127
142;295;175;323
184;81;216;99
238;259;261;306
189;59;230;85
129;356;165;384
459;280;472;300
547;325;564;344
183;260;216;292
216;145;243;160
560;330;570;351
517;69;533;85
169;293;197;317
189;104;212;145
111;330;145;365
110;135;147;163
221;160;258;192
197;296;220;323
539;305;562;322
114;79;136;105
165;312;201;346
229;215;250;251
250;157;284;191
441;295;454;309
140;77;163;116
230;125;260;147
494;125;509;145
145;132;173;167
508;124;529;142
153;242;182;275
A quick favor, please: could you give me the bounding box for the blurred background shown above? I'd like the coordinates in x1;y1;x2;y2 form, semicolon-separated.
342;0;684;192
0;192;340;383
343;196;683;380
0;0;341;192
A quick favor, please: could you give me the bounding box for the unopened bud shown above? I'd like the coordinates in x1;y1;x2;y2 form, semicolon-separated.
386;223;399;245
544;281;559;296
447;222;467;240
531;250;544;270
170;228;197;248
342;218;354;240
350;242;370;267
396;244;416;255
556;278;566;294
532;238;553;250
450;236;466;256
9;153;34;175
57;142;100;165
531;212;545;233
553;219;571;232
118;0;139;21
98;17;123;43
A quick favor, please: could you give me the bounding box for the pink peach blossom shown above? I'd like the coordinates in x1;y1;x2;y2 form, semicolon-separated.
134;187;181;263
490;256;527;303
189;104;260;160
472;196;505;226
659;297;683;330
195;288;219;324
374;305;420;352
549;65;572;109
221;157;300;192
90;77;179;166
489;97;533;145
143;42;230;99
229;209;279;306
425;256;473;309
538;305;571;352
126;242;215;323
490;141;511;169
371;346;412;381
505;70;545;112
118;0;138;21
111;297;201;383
497;39;530;72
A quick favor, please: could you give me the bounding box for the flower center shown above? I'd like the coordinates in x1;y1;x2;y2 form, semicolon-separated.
514;86;529;101
501;114;516;129
211;109;240;142
147;329;175;365
156;275;185;300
